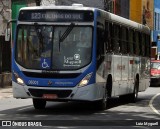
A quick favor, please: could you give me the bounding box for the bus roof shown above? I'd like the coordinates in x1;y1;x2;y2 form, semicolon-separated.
19;5;95;11
19;5;150;34
97;9;150;34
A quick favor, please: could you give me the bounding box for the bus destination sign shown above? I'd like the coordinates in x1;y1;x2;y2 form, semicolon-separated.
19;10;93;22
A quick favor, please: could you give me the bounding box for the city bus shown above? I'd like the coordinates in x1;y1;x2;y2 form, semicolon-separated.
9;4;150;110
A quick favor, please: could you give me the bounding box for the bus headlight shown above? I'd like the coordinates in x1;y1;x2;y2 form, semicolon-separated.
17;77;24;85
13;72;25;85
78;73;92;87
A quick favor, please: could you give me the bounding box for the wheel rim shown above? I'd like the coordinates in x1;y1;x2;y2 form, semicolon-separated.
104;88;108;102
135;87;138;99
134;80;139;100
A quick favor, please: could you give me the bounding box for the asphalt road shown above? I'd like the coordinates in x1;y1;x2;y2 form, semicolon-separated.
0;86;160;129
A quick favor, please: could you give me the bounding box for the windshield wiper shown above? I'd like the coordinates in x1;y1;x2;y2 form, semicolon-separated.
59;23;75;42
58;23;75;52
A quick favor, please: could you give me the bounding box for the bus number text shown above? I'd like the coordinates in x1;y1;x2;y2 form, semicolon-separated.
28;80;39;85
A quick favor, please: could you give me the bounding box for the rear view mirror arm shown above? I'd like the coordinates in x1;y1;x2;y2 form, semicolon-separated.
5;19;17;41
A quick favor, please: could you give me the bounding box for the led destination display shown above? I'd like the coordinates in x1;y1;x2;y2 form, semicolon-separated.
18;10;94;22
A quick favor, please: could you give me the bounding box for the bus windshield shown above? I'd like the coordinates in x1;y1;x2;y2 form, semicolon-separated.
15;25;92;70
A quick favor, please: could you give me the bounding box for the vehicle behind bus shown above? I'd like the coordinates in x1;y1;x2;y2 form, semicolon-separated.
150;60;160;86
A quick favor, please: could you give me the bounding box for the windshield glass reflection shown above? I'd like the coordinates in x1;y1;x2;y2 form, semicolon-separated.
16;25;92;70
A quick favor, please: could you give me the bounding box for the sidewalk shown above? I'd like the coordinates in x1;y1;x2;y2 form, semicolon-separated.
0;86;13;99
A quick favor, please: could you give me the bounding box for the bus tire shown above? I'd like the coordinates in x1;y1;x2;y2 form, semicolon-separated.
128;78;139;103
119;78;139;102
107;75;112;97
33;99;46;109
95;87;108;110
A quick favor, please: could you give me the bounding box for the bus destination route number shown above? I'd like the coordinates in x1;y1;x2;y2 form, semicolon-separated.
31;12;83;21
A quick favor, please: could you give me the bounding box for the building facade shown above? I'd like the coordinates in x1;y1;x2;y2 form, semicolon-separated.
55;0;130;19
113;0;130;19
153;0;160;59
0;0;11;87
130;0;154;29
55;0;105;10
0;0;37;87
130;0;156;59
0;0;11;35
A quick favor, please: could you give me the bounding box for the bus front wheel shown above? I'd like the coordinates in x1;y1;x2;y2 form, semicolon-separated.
33;99;46;109
95;87;108;110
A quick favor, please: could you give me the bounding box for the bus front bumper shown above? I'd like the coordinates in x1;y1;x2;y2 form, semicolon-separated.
12;82;105;101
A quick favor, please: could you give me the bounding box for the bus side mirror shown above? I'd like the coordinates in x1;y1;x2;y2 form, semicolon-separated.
5;28;11;41
5;19;17;41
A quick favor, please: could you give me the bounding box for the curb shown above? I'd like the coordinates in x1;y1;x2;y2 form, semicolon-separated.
0;86;13;99
0;73;12;88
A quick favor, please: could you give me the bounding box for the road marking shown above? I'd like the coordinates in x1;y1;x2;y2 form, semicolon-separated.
18;106;33;111
149;93;160;115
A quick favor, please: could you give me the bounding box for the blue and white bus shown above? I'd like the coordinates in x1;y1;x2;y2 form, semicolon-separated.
10;4;150;110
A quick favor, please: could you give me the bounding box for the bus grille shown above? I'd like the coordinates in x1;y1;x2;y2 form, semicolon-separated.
23;71;80;78
28;89;72;98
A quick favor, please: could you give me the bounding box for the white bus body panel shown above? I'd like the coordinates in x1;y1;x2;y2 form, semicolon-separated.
96;53;150;97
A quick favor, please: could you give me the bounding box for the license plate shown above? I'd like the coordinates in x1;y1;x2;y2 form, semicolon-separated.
42;94;58;99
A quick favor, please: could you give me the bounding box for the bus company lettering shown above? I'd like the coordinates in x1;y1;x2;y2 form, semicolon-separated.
117;64;125;70
42;70;59;74
55;82;73;85
64;55;81;66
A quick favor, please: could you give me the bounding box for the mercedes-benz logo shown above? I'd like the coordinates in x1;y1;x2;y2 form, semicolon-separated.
48;80;52;85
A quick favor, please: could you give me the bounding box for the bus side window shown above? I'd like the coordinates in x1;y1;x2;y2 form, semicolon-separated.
128;29;134;55
97;26;105;59
134;31;140;55
141;33;146;56
109;23;113;52
145;34;151;57
105;21;111;53
120;26;128;54
112;24;120;53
